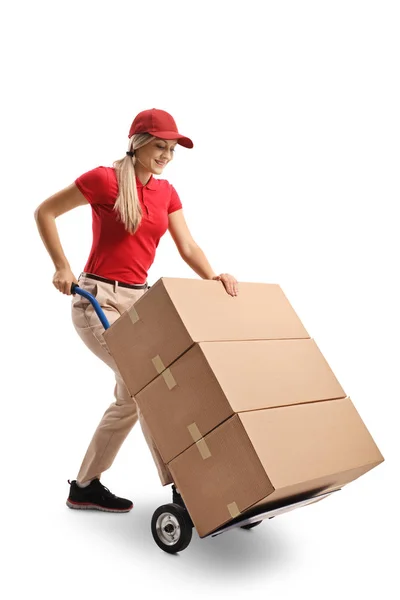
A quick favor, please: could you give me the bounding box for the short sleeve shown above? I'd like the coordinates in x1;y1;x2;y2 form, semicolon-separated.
168;184;183;214
74;166;109;205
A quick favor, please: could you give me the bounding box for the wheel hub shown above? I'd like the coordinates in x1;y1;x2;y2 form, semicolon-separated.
156;512;181;545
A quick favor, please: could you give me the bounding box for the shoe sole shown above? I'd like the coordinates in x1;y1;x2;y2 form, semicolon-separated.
66;500;133;513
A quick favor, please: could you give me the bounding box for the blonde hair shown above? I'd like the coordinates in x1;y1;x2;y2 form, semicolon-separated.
112;133;157;234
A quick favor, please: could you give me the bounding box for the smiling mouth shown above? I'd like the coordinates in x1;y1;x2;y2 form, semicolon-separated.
155;160;166;166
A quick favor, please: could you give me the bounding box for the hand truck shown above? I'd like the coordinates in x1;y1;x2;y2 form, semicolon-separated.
71;283;339;553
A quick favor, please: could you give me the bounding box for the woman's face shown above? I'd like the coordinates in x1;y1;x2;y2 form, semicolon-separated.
135;137;178;175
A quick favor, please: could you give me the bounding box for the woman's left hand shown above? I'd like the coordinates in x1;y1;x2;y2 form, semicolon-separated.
212;273;239;296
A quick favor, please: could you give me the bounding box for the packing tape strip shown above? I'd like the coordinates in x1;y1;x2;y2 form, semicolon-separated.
128;306;139;324
227;502;240;519
188;423;211;459
162;368;177;390
152;355;165;374
187;422;202;443
196;438;211;460
151;355;177;390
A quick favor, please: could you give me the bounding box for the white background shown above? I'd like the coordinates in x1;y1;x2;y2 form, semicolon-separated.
1;0;398;598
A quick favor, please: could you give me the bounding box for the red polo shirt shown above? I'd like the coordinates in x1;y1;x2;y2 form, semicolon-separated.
74;166;182;284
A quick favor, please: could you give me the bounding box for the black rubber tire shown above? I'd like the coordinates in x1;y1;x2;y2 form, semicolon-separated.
151;503;193;553
240;520;263;530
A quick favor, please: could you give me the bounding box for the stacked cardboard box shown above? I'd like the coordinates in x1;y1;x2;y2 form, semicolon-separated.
103;277;384;538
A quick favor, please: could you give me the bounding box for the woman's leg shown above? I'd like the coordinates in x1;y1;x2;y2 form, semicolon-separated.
70;275;173;487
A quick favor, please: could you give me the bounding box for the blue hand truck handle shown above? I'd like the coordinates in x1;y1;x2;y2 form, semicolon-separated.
71;282;110;330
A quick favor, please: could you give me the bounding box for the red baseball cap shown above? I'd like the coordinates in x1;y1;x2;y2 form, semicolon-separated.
128;108;193;148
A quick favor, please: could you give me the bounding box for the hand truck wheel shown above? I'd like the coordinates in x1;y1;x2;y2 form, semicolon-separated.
240;520;263;530
151;503;193;553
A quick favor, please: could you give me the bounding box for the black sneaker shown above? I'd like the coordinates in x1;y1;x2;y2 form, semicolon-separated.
66;478;133;513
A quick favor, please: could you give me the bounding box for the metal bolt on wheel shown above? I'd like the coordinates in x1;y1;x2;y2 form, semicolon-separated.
156;512;181;545
151;503;193;553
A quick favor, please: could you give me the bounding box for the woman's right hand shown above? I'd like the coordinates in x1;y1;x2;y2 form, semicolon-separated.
53;268;79;296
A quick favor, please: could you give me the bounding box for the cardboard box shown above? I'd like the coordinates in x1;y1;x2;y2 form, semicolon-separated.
168;397;384;537
102;277;384;538
135;338;347;463
103;277;310;396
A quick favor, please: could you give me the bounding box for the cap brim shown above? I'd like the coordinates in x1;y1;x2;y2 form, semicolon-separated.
149;130;194;149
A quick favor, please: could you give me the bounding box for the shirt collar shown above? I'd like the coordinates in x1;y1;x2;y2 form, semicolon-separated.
135;174;158;190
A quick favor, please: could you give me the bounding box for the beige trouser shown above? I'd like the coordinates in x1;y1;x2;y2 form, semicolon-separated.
71;273;173;487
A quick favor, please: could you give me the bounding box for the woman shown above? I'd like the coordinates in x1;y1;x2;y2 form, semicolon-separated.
34;108;239;513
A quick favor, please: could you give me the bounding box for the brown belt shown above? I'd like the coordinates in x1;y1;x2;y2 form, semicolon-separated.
79;272;149;290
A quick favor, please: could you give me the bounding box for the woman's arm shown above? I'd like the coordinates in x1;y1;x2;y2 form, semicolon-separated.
168;210;239;295
34;183;88;294
168;209;216;279
181;244;217;280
